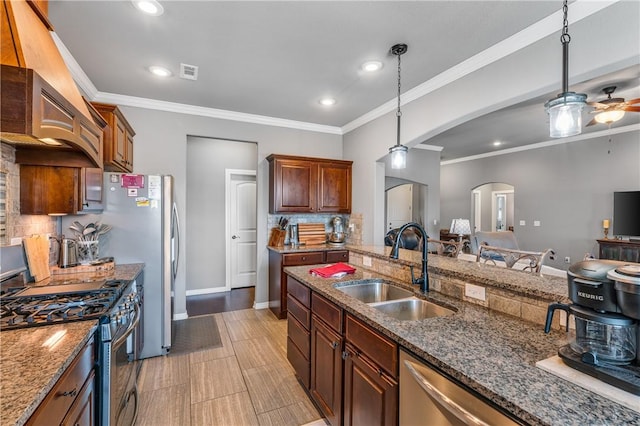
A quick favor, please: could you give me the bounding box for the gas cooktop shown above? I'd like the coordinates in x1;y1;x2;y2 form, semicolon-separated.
0;278;130;330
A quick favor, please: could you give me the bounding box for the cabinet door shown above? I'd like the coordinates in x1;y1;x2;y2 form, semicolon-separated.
79;168;103;212
125;131;134;170
114;116;127;168
317;162;351;213
343;344;398;426
62;370;95;426
20;166;79;215
310;316;343;425
271;159;317;212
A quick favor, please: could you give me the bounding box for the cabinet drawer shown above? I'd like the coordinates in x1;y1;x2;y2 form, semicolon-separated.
287;337;310;389
287;315;310;358
287;276;310;308
28;339;95;425
282;252;324;266
345;314;398;378
287;294;310;329
325;250;349;263
312;293;342;333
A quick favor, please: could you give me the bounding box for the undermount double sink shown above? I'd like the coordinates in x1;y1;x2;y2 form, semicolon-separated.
335;280;455;321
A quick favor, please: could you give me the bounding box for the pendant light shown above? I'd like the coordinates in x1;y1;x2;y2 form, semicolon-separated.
544;0;587;138
389;43;408;169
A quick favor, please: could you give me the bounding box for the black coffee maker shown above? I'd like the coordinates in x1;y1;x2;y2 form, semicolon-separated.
545;260;640;395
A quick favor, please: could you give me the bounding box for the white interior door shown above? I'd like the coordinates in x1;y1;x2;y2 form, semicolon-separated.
386;184;412;231
226;170;256;289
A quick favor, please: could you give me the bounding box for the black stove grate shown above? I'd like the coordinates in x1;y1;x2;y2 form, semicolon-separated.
0;282;127;330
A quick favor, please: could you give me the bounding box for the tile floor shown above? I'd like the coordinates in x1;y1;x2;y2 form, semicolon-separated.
135;308;325;426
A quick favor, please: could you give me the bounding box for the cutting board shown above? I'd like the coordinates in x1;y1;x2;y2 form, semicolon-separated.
298;223;327;246
23;235;51;282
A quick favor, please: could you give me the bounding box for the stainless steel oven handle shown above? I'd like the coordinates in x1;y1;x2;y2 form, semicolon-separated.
113;303;141;349
404;360;491;426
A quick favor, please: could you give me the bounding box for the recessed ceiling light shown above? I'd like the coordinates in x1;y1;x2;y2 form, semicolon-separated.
319;98;336;106
361;61;383;72
132;0;164;16
493;141;502;147
148;65;172;77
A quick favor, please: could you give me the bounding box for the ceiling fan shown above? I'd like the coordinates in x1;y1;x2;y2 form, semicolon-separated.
586;86;640;126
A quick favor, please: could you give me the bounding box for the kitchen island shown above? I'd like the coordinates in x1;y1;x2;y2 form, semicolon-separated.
0;263;144;426
284;245;640;425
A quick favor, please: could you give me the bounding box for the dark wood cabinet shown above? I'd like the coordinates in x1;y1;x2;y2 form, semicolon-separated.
28;338;96;426
91;102;135;172
269;249;348;319
343;314;398;426
285;279;399;426
598;239;640;263
20;165;102;214
287;276;312;389
343;343;398;426
310;314;343;426
267;154;352;213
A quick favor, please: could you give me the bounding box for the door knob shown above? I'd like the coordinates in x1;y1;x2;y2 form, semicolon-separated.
232;235;240;239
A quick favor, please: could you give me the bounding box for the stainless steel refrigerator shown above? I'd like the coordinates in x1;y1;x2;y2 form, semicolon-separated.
65;173;179;358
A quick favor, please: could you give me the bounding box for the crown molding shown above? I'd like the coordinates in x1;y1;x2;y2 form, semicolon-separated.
52;32;99;100
440;123;640;166
413;144;443;152
341;0;619;134
93;92;342;134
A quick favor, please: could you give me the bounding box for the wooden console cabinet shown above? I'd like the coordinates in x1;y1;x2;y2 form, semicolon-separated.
27;338;96;426
267;154;352;214
269;249;348;319
598;239;640;263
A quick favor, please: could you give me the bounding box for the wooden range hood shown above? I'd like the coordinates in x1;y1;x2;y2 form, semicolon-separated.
1;0;103;168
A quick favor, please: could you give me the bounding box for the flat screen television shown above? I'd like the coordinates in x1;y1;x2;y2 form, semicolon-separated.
613;191;640;238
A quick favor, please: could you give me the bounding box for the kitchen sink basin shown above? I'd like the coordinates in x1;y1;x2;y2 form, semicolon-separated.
372;298;455;321
335;280;414;303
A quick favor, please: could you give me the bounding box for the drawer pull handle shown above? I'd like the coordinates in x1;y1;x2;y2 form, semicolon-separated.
62;388;78;397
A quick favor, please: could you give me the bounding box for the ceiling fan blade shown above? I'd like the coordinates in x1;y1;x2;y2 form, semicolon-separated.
587;101;608;108
625;98;640;105
585;118;598;127
622;106;640;112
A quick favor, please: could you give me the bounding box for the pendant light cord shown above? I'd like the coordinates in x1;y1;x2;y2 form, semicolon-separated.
561;0;570;94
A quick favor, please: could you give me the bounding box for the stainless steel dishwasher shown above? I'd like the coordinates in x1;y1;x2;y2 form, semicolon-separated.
400;349;521;426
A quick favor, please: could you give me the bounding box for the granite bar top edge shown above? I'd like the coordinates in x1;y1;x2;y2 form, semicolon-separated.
283;264;640;425
346;244;570;303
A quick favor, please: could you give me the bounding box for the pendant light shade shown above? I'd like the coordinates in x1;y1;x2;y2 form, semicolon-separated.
544;0;586;138
388;43;408;169
390;144;408;169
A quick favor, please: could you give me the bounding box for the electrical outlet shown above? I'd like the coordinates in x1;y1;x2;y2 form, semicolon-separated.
534;220;541;227
519;220;526;226
363;256;372;267
564;256;571;264
465;283;486;301
10;237;22;246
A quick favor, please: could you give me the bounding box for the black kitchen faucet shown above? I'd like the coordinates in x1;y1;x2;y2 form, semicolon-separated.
389;222;430;292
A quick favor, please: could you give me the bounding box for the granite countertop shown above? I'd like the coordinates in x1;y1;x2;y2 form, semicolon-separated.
267;244;348;254
284;261;640;425
0;263;144;426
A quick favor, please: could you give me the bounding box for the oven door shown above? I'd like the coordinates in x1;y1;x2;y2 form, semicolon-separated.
109;303;141;426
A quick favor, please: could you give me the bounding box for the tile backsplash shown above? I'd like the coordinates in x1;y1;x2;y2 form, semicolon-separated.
267;213;362;245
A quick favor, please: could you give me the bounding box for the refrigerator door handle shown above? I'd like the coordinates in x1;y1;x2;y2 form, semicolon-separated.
171;202;180;280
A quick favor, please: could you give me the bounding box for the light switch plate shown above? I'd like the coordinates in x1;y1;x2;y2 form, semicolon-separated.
519;220;526;226
534;220;541;227
363;256;372;267
465;283;486;301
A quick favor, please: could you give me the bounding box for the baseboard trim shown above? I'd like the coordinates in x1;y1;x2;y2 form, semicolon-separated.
186;287;228;296
254;301;269;310
173;312;189;321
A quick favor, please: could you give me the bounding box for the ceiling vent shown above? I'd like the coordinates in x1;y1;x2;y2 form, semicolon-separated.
180;63;198;81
